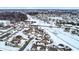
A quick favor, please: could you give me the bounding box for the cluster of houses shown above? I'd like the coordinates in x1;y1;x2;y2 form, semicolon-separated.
0;13;76;51
0;19;28;50
35;13;79;36
23;21;72;51
23;15;73;51
30;27;53;51
5;35;23;47
0;20;13;41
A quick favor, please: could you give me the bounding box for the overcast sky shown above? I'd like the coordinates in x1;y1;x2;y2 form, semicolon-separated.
0;0;79;8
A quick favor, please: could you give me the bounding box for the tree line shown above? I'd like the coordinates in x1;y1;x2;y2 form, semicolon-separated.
0;12;28;22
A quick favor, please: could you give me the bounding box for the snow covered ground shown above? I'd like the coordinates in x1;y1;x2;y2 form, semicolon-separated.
24;38;37;51
43;27;79;51
0;14;79;51
0;41;19;51
27;14;79;51
0;22;28;51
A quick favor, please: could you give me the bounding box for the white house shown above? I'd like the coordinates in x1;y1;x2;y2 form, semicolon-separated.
0;20;10;27
48;17;63;21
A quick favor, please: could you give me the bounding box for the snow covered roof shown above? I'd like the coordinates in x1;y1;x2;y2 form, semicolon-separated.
48;17;63;20
25;18;38;22
0;20;10;22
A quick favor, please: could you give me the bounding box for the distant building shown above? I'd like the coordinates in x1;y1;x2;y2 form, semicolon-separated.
48;17;63;21
0;20;10;27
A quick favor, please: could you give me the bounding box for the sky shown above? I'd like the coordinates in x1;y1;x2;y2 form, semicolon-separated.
0;0;79;8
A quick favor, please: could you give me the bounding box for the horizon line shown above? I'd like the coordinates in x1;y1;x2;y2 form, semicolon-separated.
0;7;79;9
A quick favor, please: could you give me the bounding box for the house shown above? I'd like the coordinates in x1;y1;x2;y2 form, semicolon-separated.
0;20;10;27
48;17;63;21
